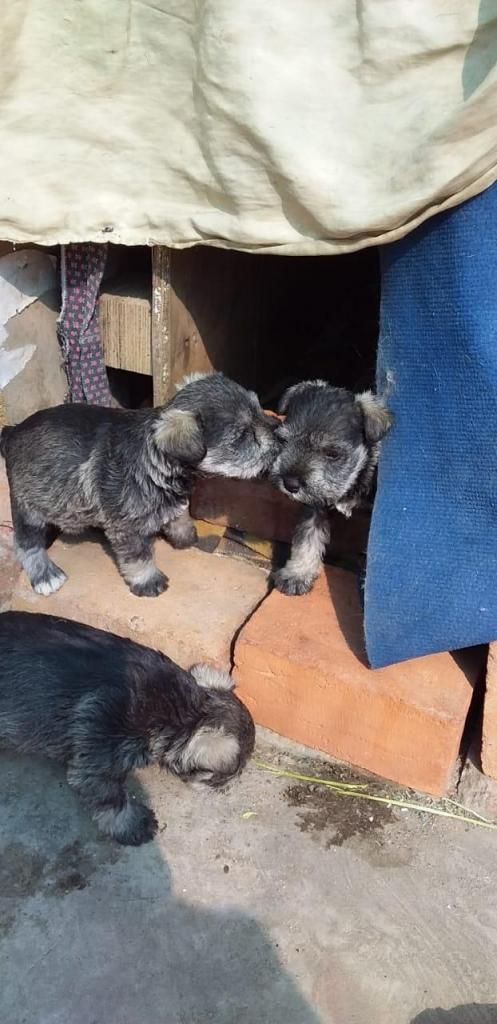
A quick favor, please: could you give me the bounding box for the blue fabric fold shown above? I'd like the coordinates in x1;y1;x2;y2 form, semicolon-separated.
365;183;497;667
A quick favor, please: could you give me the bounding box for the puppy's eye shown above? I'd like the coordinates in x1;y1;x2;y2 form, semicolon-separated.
324;446;342;460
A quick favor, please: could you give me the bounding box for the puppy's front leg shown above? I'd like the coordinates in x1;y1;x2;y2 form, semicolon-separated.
162;509;198;550
67;765;158;845
272;507;330;596
107;530;168;597
68;696;158;845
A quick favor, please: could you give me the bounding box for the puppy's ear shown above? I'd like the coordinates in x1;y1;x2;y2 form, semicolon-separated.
190;663;235;691
355;391;393;444
278;379;328;415
182;726;240;773
155;409;206;464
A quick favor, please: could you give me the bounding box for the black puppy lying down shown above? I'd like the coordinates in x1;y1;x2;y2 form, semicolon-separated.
0;613;255;845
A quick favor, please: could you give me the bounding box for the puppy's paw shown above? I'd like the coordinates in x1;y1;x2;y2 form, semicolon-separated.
115;804;159;847
32;563;67;596
271;568;314;597
165;521;198;550
130;570;168;598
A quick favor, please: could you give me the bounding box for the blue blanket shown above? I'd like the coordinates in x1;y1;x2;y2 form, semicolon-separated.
364;182;497;667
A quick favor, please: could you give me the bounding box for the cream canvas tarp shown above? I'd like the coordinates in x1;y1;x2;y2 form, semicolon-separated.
0;0;496;255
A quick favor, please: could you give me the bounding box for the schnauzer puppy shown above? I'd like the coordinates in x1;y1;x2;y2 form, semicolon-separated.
0;611;255;845
0;372;278;597
270;380;392;595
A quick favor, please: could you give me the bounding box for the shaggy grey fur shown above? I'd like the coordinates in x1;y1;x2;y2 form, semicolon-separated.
270;380;392;595
0;372;278;597
0;612;255;845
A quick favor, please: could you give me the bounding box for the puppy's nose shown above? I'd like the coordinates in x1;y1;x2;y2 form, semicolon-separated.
283;476;301;494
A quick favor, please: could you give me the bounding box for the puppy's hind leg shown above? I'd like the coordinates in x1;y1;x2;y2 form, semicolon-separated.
107;530;168;597
162;509;198;550
272;507;330;596
67;764;158;846
12;503;67;596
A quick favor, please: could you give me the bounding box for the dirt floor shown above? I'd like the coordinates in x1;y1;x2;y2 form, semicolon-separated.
2;729;497;1024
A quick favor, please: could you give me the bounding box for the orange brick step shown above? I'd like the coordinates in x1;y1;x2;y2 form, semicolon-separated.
482;643;497;778
234;566;480;796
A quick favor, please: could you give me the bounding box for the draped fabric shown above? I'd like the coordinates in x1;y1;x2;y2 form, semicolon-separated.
0;1;496;254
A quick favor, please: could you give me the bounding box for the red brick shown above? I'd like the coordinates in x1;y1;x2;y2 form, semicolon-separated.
191;476;370;559
482;643;497;779
234;567;479;796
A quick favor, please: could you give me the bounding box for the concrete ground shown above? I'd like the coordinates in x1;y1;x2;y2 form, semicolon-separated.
1;503;497;1023
2;729;497;1024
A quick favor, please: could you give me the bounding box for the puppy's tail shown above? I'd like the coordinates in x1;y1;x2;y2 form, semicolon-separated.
0;426;12;459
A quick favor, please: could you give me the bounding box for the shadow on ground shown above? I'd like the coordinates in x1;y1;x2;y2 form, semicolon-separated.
412;1006;497;1023
0;751;322;1024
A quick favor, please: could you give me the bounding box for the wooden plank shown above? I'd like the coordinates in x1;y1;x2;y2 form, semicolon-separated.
168;246;262;391
99;243;379;409
0;392;8;426
99;275;152;376
169;283;214;385
99;246;237;398
151;246;172;405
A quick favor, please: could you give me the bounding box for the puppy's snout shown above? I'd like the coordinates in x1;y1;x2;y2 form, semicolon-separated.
283;476;301;494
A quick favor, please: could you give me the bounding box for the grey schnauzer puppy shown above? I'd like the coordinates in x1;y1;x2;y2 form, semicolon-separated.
0;372;278;597
0;612;255;845
270;380;392;595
